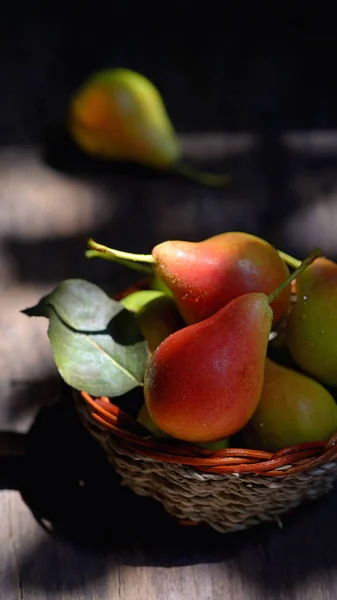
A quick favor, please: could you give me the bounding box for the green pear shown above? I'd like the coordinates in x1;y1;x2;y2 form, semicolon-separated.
287;257;337;386
68;69;230;186
69;68;180;169
150;274;174;298
242;358;337;452
121;290;184;353
120;290;164;314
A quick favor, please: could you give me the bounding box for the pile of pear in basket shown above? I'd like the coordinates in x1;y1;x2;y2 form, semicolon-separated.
23;232;337;533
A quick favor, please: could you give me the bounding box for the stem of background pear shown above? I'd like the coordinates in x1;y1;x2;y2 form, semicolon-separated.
277;250;301;270
85;250;154;274
268;248;321;305
174;162;231;188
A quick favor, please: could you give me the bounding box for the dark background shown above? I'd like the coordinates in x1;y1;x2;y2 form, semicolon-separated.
1;7;337;142
0;6;337;292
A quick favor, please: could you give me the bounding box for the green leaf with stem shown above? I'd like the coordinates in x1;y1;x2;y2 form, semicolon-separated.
22;279;149;398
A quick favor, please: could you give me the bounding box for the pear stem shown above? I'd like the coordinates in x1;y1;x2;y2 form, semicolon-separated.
277;250;301;269
86;239;155;271
268;248;322;305
85;249;154;274
174;162;231;188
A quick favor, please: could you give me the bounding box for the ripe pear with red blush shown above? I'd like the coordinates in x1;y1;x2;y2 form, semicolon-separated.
287;257;337;386
144;291;273;443
144;251;319;443
152;231;291;325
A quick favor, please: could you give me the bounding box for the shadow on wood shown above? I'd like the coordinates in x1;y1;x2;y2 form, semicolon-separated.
2;139;259;290
0;386;242;565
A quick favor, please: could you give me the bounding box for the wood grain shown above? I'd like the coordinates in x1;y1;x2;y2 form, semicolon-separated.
2;143;337;599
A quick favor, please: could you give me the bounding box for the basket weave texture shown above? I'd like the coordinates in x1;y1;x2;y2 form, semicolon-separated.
74;390;337;533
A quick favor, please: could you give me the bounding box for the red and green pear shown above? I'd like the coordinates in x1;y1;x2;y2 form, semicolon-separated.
144;292;273;443
68;68;180;169
242;358;337;452
152;231;291;325
69;69;230;187
287;257;337;386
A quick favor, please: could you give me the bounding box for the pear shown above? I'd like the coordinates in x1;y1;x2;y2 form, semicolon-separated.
68;69;230;186
68;68;179;169
242;358;337;452
287;257;337;386
121;290;184;353
120;290;164;314
150;274;174;298
152;231;291;325
143;250;320;443
144;292;273;443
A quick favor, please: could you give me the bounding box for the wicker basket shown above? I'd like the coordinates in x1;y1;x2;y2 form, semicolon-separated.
74;389;337;533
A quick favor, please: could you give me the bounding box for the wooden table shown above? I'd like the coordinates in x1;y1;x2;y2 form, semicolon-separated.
1;140;337;599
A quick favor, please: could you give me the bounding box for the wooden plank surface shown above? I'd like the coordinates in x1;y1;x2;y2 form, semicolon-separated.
2;142;337;599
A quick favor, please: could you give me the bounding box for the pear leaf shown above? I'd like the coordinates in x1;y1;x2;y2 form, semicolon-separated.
22;279;149;398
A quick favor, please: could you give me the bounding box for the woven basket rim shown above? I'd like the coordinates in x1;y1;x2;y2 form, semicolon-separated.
77;390;337;477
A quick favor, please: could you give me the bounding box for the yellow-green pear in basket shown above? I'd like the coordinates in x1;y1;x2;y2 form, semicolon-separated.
286;257;337;386
150;274;174;298
121;290;184;354
242;358;337;452
68;69;230;186
120;290;164;314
